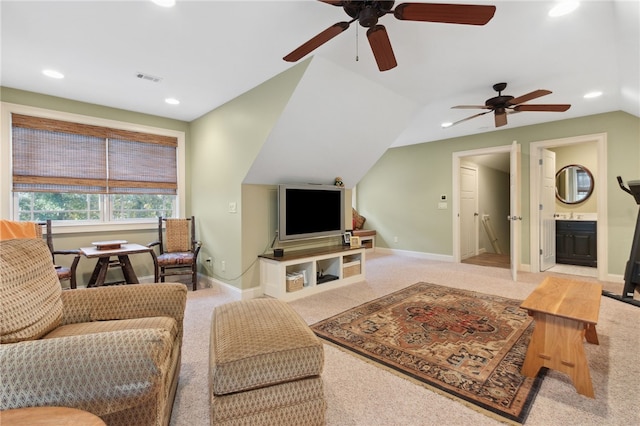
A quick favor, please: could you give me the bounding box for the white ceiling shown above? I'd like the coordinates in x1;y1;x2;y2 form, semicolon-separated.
1;0;638;149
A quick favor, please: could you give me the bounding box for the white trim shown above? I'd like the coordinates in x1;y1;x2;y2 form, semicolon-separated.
0;102;186;225
198;274;262;300
529;133;608;280
375;246;454;262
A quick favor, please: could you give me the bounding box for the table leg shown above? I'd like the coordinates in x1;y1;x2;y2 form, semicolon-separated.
118;255;139;284
87;257;110;288
584;323;599;345
521;313;595;398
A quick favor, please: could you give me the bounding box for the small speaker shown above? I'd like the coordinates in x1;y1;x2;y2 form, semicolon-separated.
273;248;284;257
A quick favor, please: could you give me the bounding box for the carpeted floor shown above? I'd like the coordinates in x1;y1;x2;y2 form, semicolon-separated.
171;252;640;426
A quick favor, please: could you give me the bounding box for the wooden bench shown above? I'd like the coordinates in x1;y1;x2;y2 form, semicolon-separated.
520;276;602;398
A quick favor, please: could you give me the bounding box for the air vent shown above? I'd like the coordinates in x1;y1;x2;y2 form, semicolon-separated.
135;72;163;83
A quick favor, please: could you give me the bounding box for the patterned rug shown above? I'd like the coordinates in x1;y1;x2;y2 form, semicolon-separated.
311;282;545;424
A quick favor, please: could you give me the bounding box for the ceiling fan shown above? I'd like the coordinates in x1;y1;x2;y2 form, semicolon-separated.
450;82;572;128
283;1;496;72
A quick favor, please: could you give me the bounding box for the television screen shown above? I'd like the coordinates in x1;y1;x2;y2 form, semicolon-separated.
278;184;345;241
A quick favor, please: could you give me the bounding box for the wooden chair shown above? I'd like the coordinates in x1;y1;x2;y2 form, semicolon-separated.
37;220;81;289
148;216;201;291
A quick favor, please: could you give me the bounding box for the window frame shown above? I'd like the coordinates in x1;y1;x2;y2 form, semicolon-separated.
1;102;186;234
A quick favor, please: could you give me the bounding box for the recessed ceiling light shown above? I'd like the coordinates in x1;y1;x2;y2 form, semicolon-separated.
583;91;602;99
151;0;176;7
441;122;453;128
549;1;580;18
42;69;64;79
165;98;180;105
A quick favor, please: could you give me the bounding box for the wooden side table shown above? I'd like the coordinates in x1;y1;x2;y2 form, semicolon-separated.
1;406;105;425
80;243;156;287
520;276;602;398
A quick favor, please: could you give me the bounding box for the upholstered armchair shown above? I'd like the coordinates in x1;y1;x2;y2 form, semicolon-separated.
0;238;187;426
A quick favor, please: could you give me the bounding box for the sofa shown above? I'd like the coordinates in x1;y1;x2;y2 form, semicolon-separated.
0;238;186;426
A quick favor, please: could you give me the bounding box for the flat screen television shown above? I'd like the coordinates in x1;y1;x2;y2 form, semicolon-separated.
278;184;345;241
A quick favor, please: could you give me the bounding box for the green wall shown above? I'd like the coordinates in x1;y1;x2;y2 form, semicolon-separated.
188;61;308;290
3;85;639;285
357;111;640;277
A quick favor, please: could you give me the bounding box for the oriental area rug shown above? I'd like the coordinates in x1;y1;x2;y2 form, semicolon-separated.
311;282;545;424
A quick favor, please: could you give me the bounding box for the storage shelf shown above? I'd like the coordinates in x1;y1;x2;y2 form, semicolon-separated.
259;246;366;301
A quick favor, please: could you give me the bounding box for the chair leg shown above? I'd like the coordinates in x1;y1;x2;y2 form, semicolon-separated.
70;255;80;289
192;264;197;291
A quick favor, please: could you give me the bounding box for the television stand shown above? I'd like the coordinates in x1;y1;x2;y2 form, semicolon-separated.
259;245;365;301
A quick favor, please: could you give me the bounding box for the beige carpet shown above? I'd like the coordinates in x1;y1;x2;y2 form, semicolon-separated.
171;252;640;426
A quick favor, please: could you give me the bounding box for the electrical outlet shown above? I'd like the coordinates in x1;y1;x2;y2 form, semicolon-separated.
221;260;226;271
394;236;398;243
228;202;237;213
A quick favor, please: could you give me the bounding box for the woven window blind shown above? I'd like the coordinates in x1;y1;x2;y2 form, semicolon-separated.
11;114;177;195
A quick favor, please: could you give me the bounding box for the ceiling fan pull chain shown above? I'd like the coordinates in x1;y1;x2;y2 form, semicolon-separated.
355;24;359;62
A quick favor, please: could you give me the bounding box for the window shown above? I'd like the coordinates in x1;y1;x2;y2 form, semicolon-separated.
3;105;185;226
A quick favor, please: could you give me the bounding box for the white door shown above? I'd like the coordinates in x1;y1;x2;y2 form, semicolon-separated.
509;142;521;281
460;165;478;260
540;148;557;270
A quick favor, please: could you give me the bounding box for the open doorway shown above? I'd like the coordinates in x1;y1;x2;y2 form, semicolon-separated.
529;133;608;281
453;144;518;278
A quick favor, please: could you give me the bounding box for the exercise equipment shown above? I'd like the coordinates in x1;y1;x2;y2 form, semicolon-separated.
602;176;640;307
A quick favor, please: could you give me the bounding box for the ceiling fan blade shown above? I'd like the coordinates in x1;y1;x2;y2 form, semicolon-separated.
394;3;496;25
367;25;397;71
509;89;551;106
495;111;508;127
450;110;492;126
514;104;571;112
451;105;492;110
283;22;350;62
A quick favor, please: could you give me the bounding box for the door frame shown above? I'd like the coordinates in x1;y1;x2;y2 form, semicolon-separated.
529;133;608;280
453;144;517;272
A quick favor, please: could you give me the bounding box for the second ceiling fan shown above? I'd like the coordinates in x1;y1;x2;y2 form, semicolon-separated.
283;1;496;71
450;82;572;128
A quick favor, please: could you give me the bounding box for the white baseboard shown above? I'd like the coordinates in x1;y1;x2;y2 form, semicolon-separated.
375;247;454;262
197;274;262;300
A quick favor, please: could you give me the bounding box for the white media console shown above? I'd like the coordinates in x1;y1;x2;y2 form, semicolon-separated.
259;245;366;301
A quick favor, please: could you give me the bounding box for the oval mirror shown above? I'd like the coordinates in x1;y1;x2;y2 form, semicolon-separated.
555;164;594;204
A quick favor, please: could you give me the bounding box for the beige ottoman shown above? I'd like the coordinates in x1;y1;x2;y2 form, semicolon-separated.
209;298;326;425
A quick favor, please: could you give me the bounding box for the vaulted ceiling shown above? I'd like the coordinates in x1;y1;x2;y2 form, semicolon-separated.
2;0;638;152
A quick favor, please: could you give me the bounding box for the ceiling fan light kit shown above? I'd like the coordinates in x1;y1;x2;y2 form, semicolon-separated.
450;82;571;128
283;1;496;71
